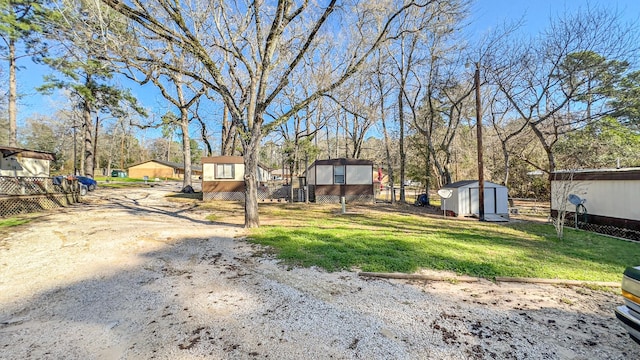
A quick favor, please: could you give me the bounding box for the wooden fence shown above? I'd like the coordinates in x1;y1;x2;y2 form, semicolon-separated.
0;176;81;217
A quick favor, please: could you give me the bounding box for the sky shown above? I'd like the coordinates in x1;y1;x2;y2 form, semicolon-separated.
9;0;640;142
468;0;640;37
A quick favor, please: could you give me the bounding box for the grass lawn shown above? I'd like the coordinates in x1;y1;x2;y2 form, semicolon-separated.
94;176;161;189
0;217;30;228
247;203;639;282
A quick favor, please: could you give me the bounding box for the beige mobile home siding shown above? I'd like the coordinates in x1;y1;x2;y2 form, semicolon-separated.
550;168;640;232
346;165;373;184
551;179;640;222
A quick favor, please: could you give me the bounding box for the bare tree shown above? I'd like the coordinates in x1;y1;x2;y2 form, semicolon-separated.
101;0;452;227
486;5;638;174
386;1;469;194
323;76;377;160
372;50;398;203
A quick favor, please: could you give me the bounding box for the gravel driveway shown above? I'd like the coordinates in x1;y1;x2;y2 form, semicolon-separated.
0;183;638;359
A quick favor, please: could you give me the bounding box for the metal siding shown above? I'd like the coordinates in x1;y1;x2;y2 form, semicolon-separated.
234;164;245;181
346;165;373;184
308;165;316;184
0;157;50;177
468;188;477;215
202;163;216;181
316;165;333;185
444;188;460;215
496;187;509;213
444;182;509;216
552;179;640;222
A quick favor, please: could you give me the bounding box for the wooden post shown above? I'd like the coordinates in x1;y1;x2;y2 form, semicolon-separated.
475;63;485;221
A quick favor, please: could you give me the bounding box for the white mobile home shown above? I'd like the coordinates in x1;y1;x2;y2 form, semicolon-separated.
551;168;640;232
0;146;55;177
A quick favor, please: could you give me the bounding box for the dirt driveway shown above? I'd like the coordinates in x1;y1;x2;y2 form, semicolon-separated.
1;183;638;359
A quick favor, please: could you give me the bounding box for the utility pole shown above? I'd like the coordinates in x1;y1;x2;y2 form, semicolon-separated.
475;62;485;221
73;119;77;176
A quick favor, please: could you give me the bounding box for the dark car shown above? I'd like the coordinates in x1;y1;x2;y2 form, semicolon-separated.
76;176;97;191
615;266;640;344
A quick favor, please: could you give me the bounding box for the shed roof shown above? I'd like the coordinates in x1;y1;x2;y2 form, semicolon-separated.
443;180;477;188
442;180;505;189
0;146;56;161
311;158;373;166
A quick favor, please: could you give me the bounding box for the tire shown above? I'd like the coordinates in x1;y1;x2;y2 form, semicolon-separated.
89;184;96;191
80;184;88;196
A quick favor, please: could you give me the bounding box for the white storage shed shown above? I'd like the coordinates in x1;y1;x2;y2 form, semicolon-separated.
439;180;509;220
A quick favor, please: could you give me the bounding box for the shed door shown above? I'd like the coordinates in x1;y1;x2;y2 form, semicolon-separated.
469;187;497;215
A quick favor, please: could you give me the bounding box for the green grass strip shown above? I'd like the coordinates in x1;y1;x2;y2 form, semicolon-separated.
248;206;639;282
0;217;30;228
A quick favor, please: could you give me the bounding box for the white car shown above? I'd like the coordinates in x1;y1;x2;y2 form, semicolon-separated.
615;266;640;344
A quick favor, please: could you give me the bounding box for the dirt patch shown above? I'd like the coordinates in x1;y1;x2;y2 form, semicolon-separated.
0;183;637;359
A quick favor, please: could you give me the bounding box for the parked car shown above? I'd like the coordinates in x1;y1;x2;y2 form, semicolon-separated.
615;266;640;345
403;180;421;187
111;169;127;178
75;176;97;191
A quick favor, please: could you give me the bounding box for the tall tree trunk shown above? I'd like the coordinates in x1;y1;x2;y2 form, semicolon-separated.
243;123;262;228
106;124;115;178
174;81;193;189
92;116;99;177
501;141;510;186
343;113;349;158
424;141;431;206
221;105;230;155
83;101;94;177
529;122;556;173
335;120;339;159
120;126;126;170
166;133;171;161
180;108;192;188
325;125;330;158
8;38;17;147
381;119;395;205
197;117;213;156
379;86;394;204
398;89;406;203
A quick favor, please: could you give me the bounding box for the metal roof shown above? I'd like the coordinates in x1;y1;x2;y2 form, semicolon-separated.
0;146;56;161
127;159;202;171
551;167;640;181
441;180;506;189
311;158;373;166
